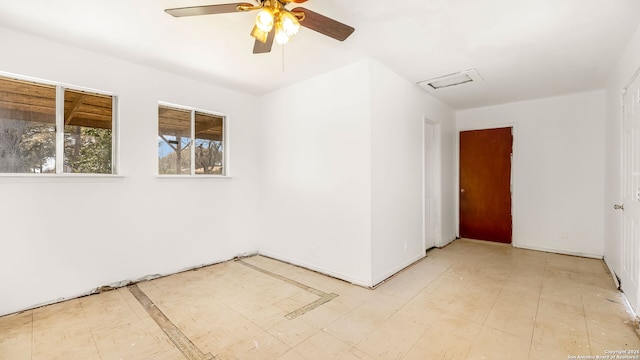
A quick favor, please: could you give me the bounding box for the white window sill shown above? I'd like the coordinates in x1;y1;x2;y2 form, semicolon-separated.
0;173;125;182
156;175;232;179
0;173;125;178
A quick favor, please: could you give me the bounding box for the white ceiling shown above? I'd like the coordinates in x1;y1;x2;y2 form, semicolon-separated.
0;0;639;109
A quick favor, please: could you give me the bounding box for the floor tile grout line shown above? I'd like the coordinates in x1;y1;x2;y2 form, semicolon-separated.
322;326;374;357
322;300;380;346
285;294;338;320
480;282;503;328
388;314;438;360
118;286;147;321
236;259;340;319
237;259;330;297
78;300;103;360
387;262;454;321
30;310;33;360
527;268;545;359
381;261;455;318
128;284;216;360
581;295;593;356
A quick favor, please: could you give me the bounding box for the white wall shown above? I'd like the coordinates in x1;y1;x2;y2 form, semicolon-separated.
257;60;374;286
604;23;640;313
258;59;456;286
456;91;606;257
369;60;455;284
0;27;261;316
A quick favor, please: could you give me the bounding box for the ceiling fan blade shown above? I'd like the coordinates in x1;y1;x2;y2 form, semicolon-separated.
165;3;254;17
253;29;275;54
292;7;354;41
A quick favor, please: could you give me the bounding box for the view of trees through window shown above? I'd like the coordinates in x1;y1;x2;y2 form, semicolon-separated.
63;89;113;174
158;105;224;175
0;76;114;174
0;78;56;173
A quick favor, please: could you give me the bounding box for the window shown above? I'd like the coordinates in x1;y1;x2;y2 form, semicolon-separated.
0;74;117;174
158;104;226;176
63;89;114;174
0;77;56;173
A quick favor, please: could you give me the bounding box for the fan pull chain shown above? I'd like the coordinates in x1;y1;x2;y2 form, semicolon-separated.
282;44;285;73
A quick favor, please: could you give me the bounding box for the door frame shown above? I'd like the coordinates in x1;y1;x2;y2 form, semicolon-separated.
455;123;518;247
618;69;640;315
423;118;442;249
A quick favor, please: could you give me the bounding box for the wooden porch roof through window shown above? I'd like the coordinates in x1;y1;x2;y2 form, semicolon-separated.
0;76;113;129
158;105;223;142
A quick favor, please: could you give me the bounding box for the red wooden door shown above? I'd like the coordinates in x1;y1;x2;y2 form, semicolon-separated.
459;127;512;243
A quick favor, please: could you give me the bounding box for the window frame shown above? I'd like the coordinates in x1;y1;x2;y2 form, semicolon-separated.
0;71;119;176
157;101;228;178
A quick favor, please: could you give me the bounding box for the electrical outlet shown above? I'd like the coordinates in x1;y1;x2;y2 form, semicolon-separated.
560;231;569;239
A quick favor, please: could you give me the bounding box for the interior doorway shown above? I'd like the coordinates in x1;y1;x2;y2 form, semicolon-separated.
620;71;640;314
424;119;441;250
459;127;513;243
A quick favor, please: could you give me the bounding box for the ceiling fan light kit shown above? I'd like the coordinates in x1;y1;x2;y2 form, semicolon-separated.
280;11;302;36
248;2;301;45
165;0;354;54
250;24;269;43
255;8;275;32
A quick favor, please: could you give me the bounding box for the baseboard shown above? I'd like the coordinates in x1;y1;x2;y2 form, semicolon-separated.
603;257;621;289
620;293;640;338
512;244;603;259
256;250;372;288
461;238;512;246
371;253;426;287
437;236;456;248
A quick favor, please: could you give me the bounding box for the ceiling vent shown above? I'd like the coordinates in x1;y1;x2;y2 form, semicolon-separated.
417;69;482;90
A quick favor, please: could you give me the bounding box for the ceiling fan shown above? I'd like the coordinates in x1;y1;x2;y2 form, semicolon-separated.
165;0;355;54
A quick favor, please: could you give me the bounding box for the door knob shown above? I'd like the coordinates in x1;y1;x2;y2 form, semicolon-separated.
460;189;465;193
614;204;624;211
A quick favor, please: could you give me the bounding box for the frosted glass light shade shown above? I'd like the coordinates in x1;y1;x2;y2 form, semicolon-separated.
255;9;274;32
280;11;300;37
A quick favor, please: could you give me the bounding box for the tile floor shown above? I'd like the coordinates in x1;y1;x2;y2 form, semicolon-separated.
1;239;639;360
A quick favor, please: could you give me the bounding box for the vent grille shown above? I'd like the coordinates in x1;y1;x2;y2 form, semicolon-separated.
418;69;482;91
